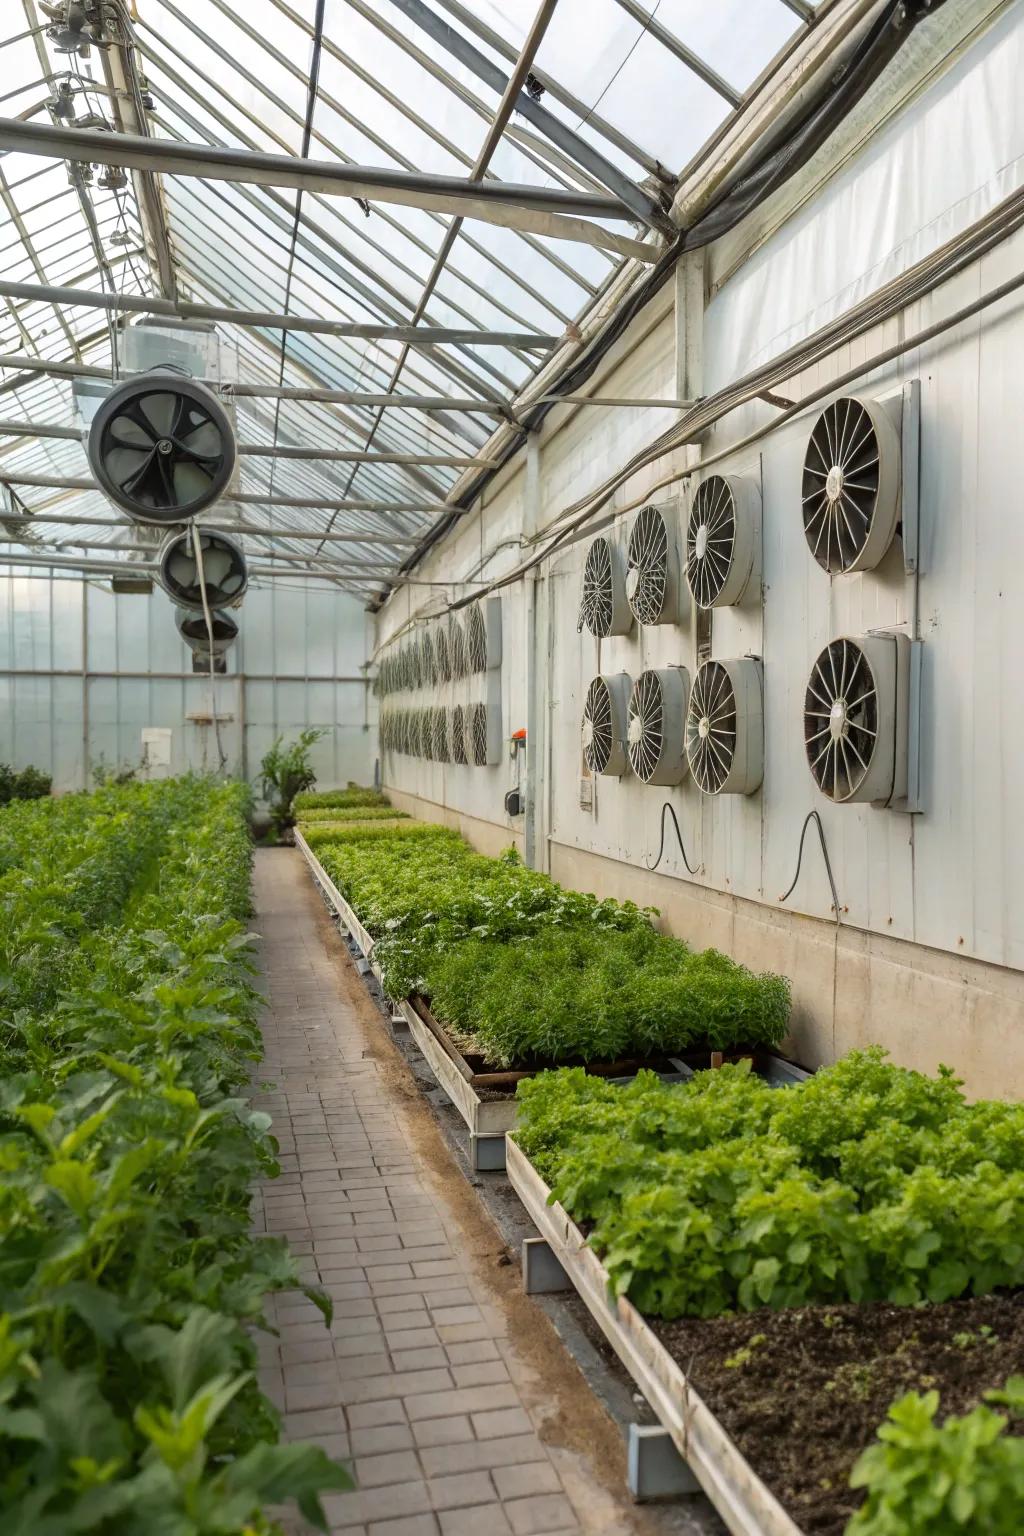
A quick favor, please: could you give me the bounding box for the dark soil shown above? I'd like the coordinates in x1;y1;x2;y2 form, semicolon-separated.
653;1291;1024;1535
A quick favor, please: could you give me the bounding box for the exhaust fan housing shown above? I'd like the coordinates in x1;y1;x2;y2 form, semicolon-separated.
802;396;901;574
685;474;760;609
627;668;689;785
158;527;248;610
804;633;909;804
467;597;502;672
89;371;237;524
580;536;632;637
685;658;763;795
582;673;631;777
175;606;238;672
626;503;683;626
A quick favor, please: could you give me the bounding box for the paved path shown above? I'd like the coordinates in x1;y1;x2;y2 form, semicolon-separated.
250;847;703;1536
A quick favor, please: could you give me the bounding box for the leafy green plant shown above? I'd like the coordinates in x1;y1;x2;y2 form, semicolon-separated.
296;805;406;823
0;776;349;1530
293;786;387;811
512;1050;1024;1321
0;762;51;804
847;1378;1024;1533
259;730;326;836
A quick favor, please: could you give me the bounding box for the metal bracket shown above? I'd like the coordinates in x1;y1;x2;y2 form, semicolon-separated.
470;1133;507;1172
627;1423;699;1501
522;1236;571;1294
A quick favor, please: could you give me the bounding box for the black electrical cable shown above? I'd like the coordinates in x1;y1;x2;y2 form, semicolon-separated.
779;810;841;922
646;801;700;876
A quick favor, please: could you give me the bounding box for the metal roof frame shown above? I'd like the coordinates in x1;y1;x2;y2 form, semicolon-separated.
0;0;823;593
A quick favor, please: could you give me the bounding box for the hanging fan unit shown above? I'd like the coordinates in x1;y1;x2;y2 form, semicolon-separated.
804;634;909;804
175;606;238;675
581;673;631;777
802;397;901;574
580;536;632;637
158;528;247;611
627;668;690;785
685;658;763;795
406;641;420;691
88;371;237;524
626;502;683;626
467;598;502;672
685;474;760;609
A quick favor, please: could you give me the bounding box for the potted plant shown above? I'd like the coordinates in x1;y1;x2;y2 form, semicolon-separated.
259;729;326;843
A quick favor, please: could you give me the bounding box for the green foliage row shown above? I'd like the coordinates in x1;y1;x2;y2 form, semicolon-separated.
293;787;389;810
296;806;408;823
310;826;790;1066
0;764;51;805
0;777;347;1534
513;1049;1024;1319
849;1378;1024;1534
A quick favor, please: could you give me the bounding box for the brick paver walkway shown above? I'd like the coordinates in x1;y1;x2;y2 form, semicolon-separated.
250;848;669;1536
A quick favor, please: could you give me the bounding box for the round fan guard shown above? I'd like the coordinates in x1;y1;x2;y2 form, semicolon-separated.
158;527;248;610
802;397;900;574
804;636;898;803
89;372;236;524
175;605;238;651
582;673;631;777
627;668;689;785
686;475;759;609
685;658;763;795
581;537;632;637
626;504;681;626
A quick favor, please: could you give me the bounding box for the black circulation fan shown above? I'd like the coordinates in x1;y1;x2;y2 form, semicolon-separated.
159;528;248;610
89;372;237;523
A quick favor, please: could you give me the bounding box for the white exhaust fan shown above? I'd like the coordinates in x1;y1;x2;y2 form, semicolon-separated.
804;634;910;804
685;658;763;795
580;536;632;637
451;704;468;765
430;705;451;762
434;623;452;683
685;474;760;609
158;528;247;610
88;372;237;524
802;397;901;574
626;502;684;626
467;597;502;672
419;629;437;685
627;668;690;785
582;673;631;777
468;702;501;766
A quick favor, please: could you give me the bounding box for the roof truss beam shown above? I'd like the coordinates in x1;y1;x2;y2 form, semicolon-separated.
0;117;658;263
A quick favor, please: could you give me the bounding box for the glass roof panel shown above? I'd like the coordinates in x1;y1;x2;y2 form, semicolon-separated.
0;0;816;590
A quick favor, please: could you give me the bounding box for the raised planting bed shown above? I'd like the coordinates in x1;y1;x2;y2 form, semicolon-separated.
294;827;377;969
506;1135;802;1536
508;1135;1024;1534
399;994;711;1169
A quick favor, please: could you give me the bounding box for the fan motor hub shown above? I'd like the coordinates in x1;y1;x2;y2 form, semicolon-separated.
825;465;844;502
829;699;848;741
156;438;174;455
582;719;594;749
694;523;709;560
698;715;710;740
627;715;643;745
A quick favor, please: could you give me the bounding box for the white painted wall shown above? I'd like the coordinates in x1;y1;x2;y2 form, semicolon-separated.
375;7;1024;1091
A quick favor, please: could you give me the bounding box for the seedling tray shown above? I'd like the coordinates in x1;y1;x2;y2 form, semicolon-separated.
505;1136;804;1536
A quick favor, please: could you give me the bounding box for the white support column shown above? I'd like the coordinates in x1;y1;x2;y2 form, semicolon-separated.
524;430;542;869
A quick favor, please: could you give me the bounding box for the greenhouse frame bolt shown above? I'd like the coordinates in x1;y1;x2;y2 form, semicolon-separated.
627;1424;699;1501
470;1133;507;1172
522;1236;571;1294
